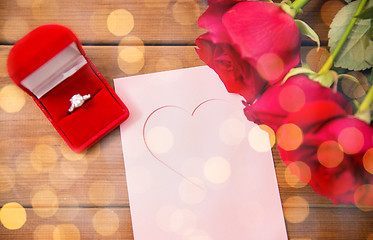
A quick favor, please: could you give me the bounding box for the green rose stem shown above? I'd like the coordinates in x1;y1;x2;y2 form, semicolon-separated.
357;84;373;114
291;0;311;13
318;0;369;74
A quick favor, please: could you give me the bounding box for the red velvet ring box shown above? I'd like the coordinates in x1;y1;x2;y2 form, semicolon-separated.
7;24;129;152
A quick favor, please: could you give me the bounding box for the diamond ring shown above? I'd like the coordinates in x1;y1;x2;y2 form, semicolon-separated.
68;94;91;112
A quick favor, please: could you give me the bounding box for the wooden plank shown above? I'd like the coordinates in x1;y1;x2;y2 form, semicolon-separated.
0;0;341;45
0;206;371;240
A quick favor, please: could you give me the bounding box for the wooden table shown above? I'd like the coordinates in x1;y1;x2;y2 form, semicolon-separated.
0;0;372;239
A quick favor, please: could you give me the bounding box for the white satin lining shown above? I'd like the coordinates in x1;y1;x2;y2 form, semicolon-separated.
21;42;87;98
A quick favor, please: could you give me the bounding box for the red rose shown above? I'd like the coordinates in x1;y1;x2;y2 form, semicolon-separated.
277;101;373;205
243;74;353;131
196;0;301;103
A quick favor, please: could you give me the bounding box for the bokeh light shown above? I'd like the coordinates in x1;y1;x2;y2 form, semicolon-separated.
248;125;272;152
31;188;59;218
338;127;364;154
0;202;27;230
203;156;231;184
0;164;16;193
363;148;373;174
56;194;80;221
354;184;373;212
30;144;58;173
156;205;198;234
107;9;134;36
93;209;119;236
276;124;303;151
258;124;276;148
145;126;174;154
33;224;55;240
53;224;81;240
317;140;344;168
257;53;284;83
340;71;369;99
279;85;305;113
117;46;145;74
305;47;330;73
285;161;311;188
172;0;200;26
60;143;86;161
32;0;59;21
60;156;88;179
0;85;26;113
88;180;116;206
219;118;246;146
283;196;310;223
320;0;344;26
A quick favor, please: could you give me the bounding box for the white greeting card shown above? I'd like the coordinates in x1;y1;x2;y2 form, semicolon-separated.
114;66;287;240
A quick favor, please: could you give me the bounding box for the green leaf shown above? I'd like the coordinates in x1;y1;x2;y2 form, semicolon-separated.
344;0;352;3
313;71;337;88
355;5;373;19
329;0;373;71
355;108;372;124
365;40;373;64
295;19;320;48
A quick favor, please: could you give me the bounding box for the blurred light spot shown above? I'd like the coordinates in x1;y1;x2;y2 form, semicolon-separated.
48;164;74;190
320;0;344;26
84;143;101;161
156;57;183;72
30;144;57;173
53;224;80;240
16;0;34;7
2;17;30;42
172;0;200;26
257;53;284;83
338;127;364;154
306;47;330;72
156;205;197;233
354;184;373;211
317;140;344;168
146;126;174;154
283;196;309;223
204;156;231;184
0;85;26;113
33;224;55;240
119;35;145;53
285;161;311;188
340;71;369;99
60;156;88;179
179;177;206;204
259;124;276;148
0;202;27;230
248;125;271;152
0;51;9;77
363;148;373;174
16;152;40;179
0;164;15;193
219;118;246;146
107;9;134;36
117;47;144;74
119;46;144;63
93;209;119;236
31;189;59;218
276;124;303;151
60;143;86;161
88;180;116;206
32;0;59;21
56;194;79;221
125;166;152;194
279;85;305;113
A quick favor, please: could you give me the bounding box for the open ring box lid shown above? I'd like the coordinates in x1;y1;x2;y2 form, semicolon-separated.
7;24;130;152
